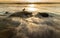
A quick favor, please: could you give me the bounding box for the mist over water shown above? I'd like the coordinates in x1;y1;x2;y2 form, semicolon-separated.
0;4;60;38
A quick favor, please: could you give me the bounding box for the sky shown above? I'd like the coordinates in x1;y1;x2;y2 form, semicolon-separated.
0;0;60;3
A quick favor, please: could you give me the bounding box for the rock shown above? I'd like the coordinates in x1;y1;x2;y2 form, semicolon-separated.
9;11;32;18
35;12;49;18
5;12;9;14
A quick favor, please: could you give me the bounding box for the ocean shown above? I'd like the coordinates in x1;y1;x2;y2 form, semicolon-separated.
0;4;60;38
0;4;60;14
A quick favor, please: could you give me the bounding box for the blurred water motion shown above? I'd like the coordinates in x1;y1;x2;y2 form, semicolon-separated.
0;4;60;38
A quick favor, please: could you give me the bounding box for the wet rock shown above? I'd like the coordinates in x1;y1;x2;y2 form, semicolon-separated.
5;11;9;14
9;11;33;18
35;12;50;18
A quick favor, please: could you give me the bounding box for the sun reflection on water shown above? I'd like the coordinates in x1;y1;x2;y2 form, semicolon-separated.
27;4;38;12
27;7;38;11
28;4;35;7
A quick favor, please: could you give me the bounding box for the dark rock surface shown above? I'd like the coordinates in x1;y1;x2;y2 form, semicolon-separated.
9;11;33;18
35;12;51;18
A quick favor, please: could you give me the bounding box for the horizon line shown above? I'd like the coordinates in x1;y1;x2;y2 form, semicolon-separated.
0;2;60;4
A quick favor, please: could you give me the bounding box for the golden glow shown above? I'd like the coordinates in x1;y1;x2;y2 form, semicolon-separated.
26;0;41;2
0;0;59;3
27;4;37;11
27;7;38;11
28;4;35;7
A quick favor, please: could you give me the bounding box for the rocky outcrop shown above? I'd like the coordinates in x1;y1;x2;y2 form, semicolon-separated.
9;11;32;18
35;12;50;18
